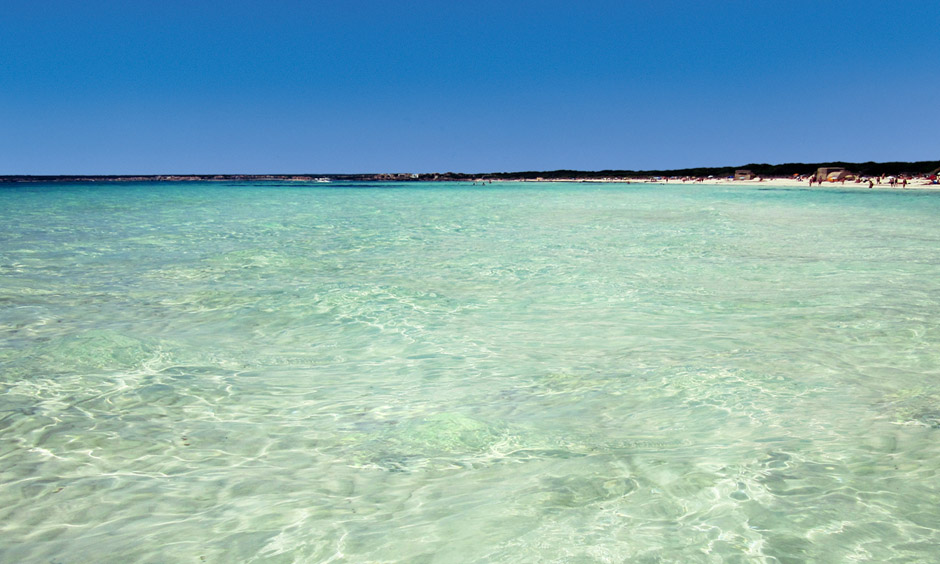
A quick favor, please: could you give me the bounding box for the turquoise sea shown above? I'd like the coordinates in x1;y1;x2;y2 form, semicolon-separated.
1;181;938;563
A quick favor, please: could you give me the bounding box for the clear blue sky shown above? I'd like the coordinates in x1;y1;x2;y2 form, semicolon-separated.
2;0;937;174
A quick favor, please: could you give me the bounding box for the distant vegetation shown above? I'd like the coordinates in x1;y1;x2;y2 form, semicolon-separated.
471;160;940;180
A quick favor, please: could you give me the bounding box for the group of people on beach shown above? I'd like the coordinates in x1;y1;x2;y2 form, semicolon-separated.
809;175;908;188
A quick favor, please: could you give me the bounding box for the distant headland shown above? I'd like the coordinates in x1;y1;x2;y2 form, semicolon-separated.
2;160;938;184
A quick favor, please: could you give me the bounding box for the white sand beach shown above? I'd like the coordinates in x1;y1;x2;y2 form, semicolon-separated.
510;175;939;189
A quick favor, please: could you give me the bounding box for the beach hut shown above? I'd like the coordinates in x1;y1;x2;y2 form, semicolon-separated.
734;170;756;180
827;171;851;182
816;167;850;182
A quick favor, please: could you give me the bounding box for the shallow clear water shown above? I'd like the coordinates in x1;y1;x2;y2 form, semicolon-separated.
1;181;938;563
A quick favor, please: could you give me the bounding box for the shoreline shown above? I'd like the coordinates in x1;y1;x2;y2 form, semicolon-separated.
510;176;940;189
2;175;938;190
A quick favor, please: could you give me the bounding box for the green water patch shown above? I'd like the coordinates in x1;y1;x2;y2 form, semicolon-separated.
2;330;160;379
882;388;940;428
535;473;639;510
339;399;698;474
537;371;614;395
349;412;509;471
